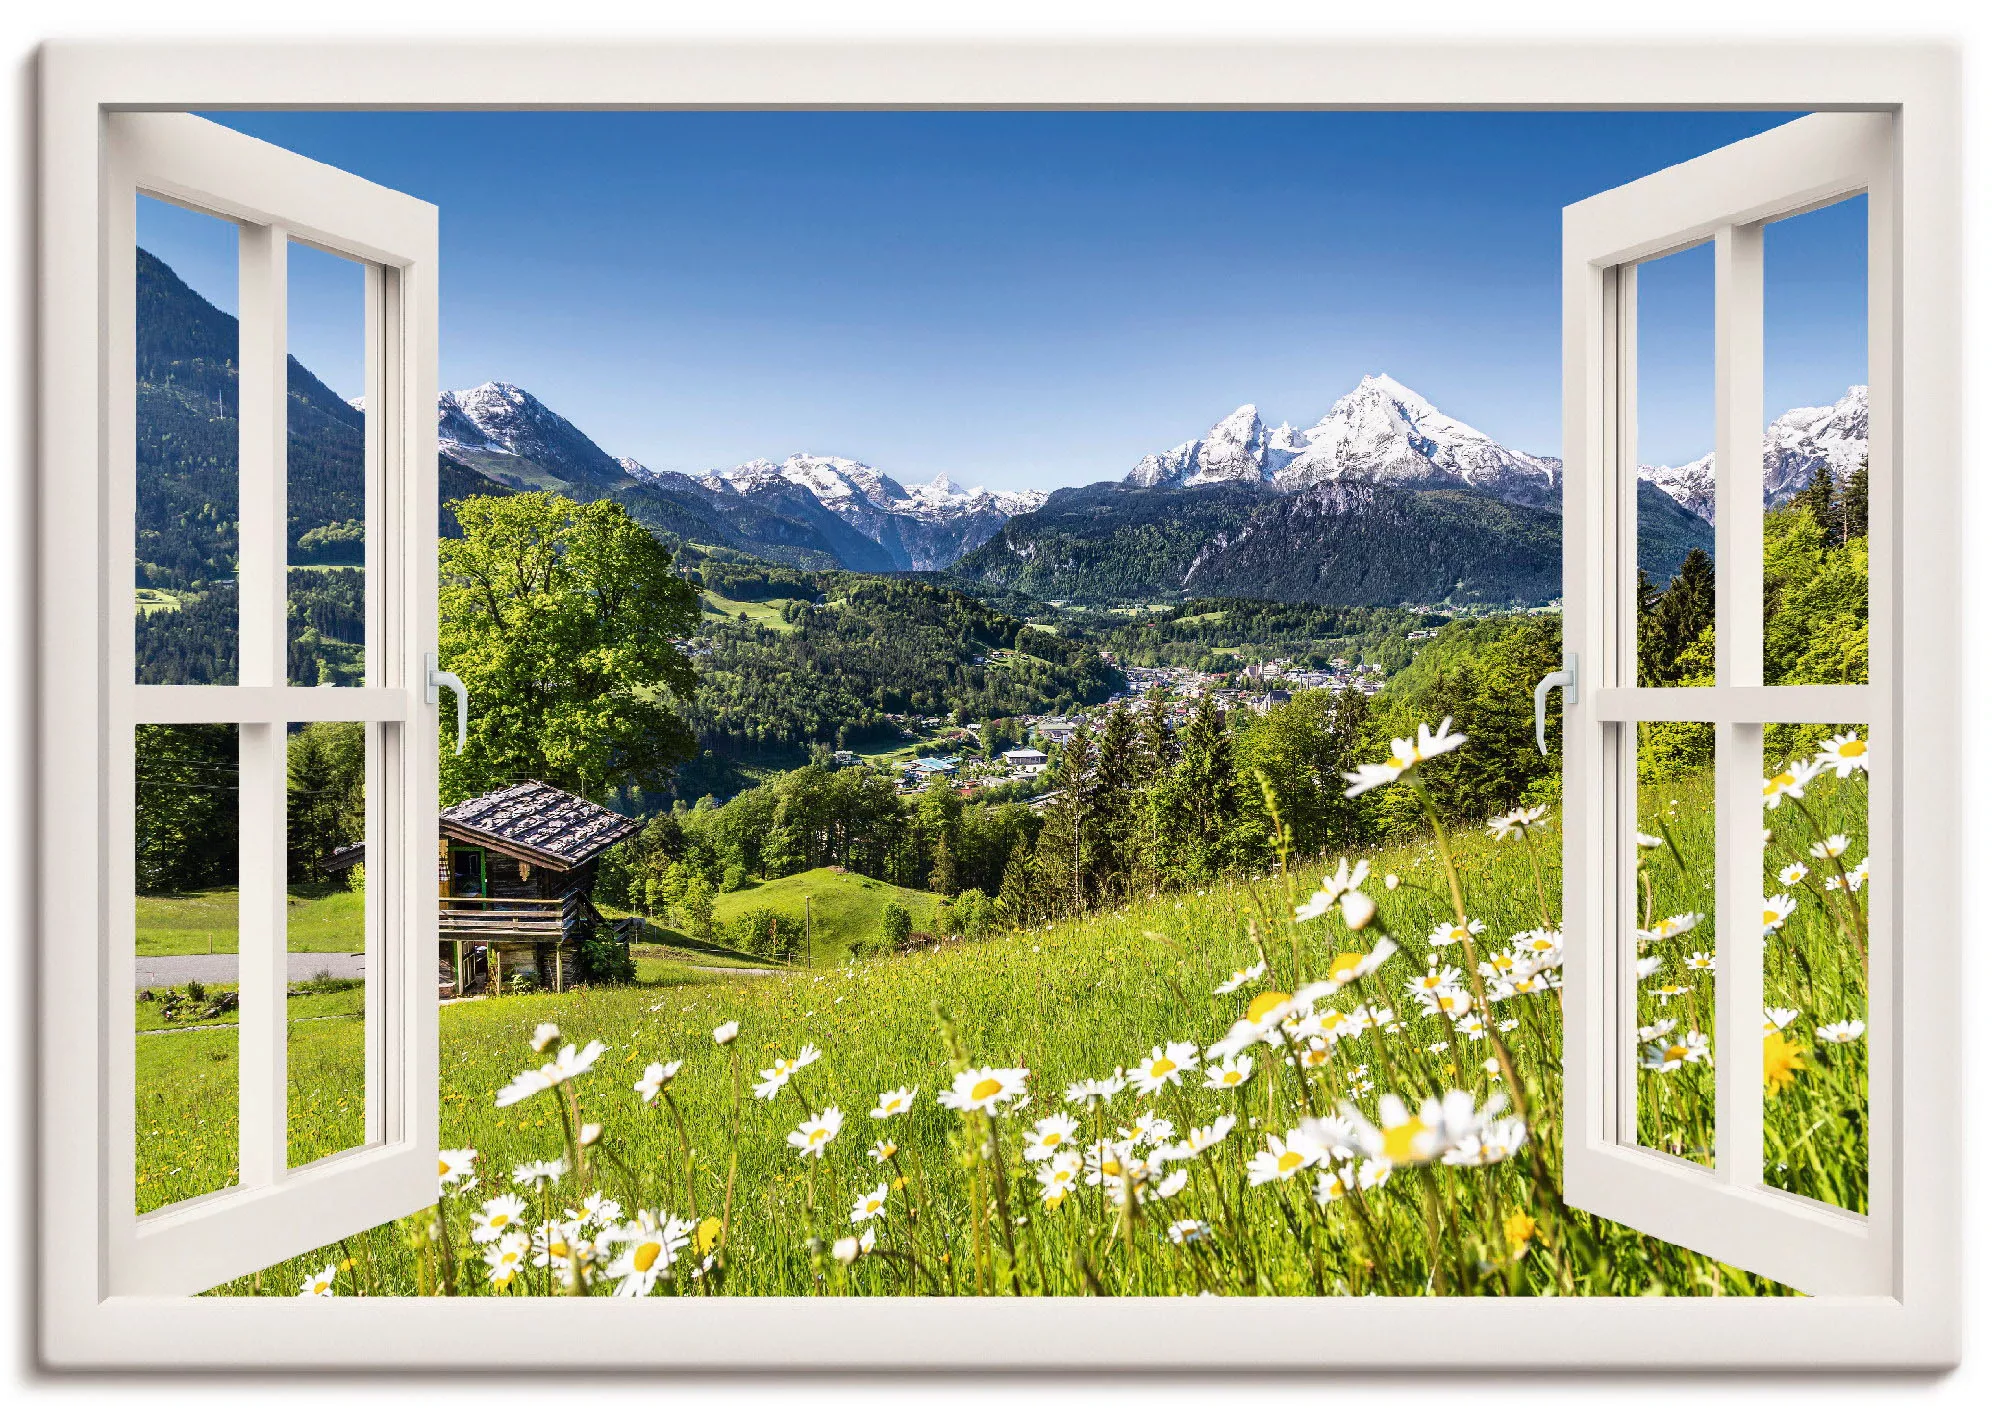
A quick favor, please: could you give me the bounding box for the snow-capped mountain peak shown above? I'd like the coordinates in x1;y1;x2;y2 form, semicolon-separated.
437;380;628;488
1638;385;1868;524
1125;374;1559;507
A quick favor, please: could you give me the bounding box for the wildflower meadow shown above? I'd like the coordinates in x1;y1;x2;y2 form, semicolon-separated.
136;717;1871;1299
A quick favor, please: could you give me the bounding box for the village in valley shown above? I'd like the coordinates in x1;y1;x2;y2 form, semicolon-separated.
843;651;1391;798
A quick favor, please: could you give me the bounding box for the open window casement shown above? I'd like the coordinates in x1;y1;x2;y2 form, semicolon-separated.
98;113;440;1296
39;43;1959;1373
1560;113;1895;1297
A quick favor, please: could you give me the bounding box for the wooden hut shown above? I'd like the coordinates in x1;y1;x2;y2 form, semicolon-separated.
436;781;640;997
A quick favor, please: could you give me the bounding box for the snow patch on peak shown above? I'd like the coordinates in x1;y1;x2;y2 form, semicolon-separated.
1125;373;1557;507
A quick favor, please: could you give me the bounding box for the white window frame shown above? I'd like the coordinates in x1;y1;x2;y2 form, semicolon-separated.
36;39;1960;1371
1560;112;1899;1299
97;111;442;1299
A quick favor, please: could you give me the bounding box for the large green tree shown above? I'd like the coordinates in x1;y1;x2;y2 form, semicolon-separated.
439;492;701;802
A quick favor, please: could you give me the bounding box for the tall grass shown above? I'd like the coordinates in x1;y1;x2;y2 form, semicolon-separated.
130;721;1868;1298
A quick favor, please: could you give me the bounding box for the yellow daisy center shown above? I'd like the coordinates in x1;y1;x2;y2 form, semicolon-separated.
1380;1119;1428;1163
632;1242;661;1272
970;1078;1003;1103
1102;1158;1123;1178
1330;953;1367;977
1247;991;1292;1025
1839;739;1865;757
1149;1057;1176;1078
1275;1150;1305;1174
1221;1070;1245;1085
1663;1044;1689;1062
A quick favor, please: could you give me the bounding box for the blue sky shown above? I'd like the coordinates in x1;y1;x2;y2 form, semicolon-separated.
139;111;1867;491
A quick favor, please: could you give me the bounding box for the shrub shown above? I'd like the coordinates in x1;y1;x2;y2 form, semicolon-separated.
577;930;636;986
879;900;913;952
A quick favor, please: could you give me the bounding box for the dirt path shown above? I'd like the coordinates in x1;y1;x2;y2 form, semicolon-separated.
134;952;366;988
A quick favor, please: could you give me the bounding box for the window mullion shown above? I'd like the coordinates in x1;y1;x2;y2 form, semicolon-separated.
1712;221;1768;1188
234;222;290;1190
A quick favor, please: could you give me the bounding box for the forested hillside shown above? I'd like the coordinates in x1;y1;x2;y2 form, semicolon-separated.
1092;598;1442;672
680;569;1122;761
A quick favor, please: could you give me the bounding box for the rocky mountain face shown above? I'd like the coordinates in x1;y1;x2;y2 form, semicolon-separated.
1637;385;1869;524
687;454;1046;572
1126;374;1561;509
436;390;1043;572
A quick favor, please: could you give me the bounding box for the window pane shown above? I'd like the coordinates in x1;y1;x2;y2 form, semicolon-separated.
1634;721;1716;1166
135;197;239;685
1633;243;1719;689
286;241;370;686
1761;721;1869;1213
287;721;371;1166
1762;196;1869;687
134;723;240;1212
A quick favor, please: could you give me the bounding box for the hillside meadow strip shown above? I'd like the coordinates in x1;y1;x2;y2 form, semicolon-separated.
136;717;1869;1299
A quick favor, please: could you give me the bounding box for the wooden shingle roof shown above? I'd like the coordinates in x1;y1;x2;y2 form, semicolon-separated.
438;781;641;872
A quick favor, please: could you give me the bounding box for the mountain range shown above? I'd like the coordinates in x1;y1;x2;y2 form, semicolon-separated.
436;368;1865;610
437;384;1043;572
1637;385;1870;524
137;241;1864;621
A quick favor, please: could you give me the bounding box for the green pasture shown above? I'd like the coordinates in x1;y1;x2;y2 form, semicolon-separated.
135;884;364;956
712;867;945;960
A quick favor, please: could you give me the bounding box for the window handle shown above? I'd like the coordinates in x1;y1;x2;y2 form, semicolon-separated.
424;652;469;755
1533;653;1578;756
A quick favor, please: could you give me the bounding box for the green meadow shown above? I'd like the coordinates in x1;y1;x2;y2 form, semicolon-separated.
136;884;363;956
126;744;1870;1298
711;867;945;959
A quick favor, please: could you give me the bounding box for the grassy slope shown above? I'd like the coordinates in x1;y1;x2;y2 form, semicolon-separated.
153;763;1867;1297
712;867;946;960
136;886;363;956
701;589;797;633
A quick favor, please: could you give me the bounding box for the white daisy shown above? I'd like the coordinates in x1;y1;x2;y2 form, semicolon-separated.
870;1086;917;1119
752;1043;823;1102
633;1059;682;1104
1815;730;1869;778
1213;960;1266;995
850;1183;891;1224
470;1192;527;1244
1428;918;1487;949
1762;894;1797;935
1641;1029;1712;1072
1778;862;1810;886
786;1107;844;1159
511;1156;567;1188
1203;1054;1255;1090
437;1147;477;1192
495;1041;607;1109
605;1213;694;1297
298;1263;337;1297
1022;1111;1080;1161
939;1066;1030;1113
1816;1019;1866;1044
1245;1128;1332;1185
1129;1041;1199;1095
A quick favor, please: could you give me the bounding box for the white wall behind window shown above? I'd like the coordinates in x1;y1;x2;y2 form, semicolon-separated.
0;1;1992;1405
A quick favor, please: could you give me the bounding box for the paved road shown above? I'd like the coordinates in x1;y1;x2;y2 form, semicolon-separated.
135;952;367;988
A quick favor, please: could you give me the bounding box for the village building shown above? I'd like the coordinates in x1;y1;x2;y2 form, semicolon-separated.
330;780;640;999
1002;746;1048;775
435;781;640;997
